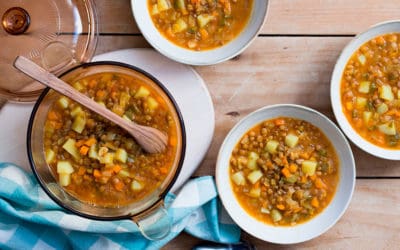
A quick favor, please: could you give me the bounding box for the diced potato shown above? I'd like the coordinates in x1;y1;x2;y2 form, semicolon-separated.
231;171;246;185
358;81;370;93
134;86;150;98
380;85;394;101
115;148;128;163
377;103;388;114
363;111;372;124
247;151;259;169
99;152;114;165
97;101;106;107
271;209;282;222
59;173;71;187
378;121;396;135
358;54;366;65
260;207;270;214
176;0;186;10
265;140;279;154
118;169;131;178
285;134;299;148
72;81;84;92
57;161;74;174
172;18;188;33
302;160;317;176
356;97;367;109
248;187;261;198
62;138;80;160
112;104;125;116
157;0;171;11
45;149;55;164
57;96;69;109
151;4;159;15
131;180;143;191
72;115;86;134
147;97;159;111
197;14;214;28
88;144;98;160
70;106;83;117
247;170;263;184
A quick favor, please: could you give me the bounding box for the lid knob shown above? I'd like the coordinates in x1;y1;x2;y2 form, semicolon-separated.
2;7;30;35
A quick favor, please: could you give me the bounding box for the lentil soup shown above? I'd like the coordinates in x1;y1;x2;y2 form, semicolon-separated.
341;33;400;149
43;71;181;208
147;0;253;51
229;117;339;226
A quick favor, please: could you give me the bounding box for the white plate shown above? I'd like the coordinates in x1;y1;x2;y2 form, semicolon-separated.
331;20;400;160
0;48;215;193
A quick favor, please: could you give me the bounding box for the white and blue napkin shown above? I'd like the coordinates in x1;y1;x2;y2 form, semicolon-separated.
0;163;240;250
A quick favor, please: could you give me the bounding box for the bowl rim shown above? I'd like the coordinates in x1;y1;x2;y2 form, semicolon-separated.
130;0;269;65
27;61;187;220
330;19;400;160
215;103;356;244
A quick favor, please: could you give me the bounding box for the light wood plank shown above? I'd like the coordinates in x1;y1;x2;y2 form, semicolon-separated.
97;0;400;35
95;35;400;177
164;179;400;249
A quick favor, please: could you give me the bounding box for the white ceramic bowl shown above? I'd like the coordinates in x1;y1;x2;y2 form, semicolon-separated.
131;0;269;65
331;20;400;160
216;104;356;244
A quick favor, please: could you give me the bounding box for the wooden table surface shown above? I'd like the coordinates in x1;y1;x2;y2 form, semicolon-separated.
96;0;400;249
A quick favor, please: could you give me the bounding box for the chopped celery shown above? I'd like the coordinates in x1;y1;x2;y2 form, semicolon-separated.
62;138;80;160
260;207;270;214
363;111;372;124
247;151;259;169
57;161;74;174
119;92;131;109
247;170;263;184
88;143;98;160
231;171;246;185
70;106;83;117
265;140;279;154
285;134;299;148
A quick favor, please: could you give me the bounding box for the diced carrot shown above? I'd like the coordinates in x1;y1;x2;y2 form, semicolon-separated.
274;119;285;126
113;181;125;191
112;165;122;174
309;174;317;181
300;152;310;159
159;167;168;175
75;140;85;148
276;204;285;210
314;178;327;189
84;137;97;147
93;169;102;178
169;136;177;146
47;111;59;121
96;90;106;99
102;170;113;177
281;167;291;178
311;197;320;208
199;28;209;40
289;164;298;173
79;145;89;155
78;167;86;175
88;79;97;88
301;175;307;183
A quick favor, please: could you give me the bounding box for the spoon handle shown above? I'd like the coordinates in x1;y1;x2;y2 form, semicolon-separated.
14;56;167;153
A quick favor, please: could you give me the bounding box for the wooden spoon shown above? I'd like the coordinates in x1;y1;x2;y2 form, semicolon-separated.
14;56;168;154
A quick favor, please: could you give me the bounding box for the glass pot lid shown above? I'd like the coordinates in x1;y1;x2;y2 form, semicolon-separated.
0;0;98;102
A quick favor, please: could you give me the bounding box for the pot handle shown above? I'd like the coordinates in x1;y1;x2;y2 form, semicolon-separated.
133;200;171;241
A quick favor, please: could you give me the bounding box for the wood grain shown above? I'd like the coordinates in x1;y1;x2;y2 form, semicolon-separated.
164;179;400;249
97;0;400;35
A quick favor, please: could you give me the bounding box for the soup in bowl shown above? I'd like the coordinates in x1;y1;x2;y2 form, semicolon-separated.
27;62;186;240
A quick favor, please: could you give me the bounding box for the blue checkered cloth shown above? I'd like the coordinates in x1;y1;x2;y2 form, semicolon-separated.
0;163;240;250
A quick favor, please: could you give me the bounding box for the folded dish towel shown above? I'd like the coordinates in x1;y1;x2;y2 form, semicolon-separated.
0;163;240;250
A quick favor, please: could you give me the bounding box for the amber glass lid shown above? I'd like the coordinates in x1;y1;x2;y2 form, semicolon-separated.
0;0;98;102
